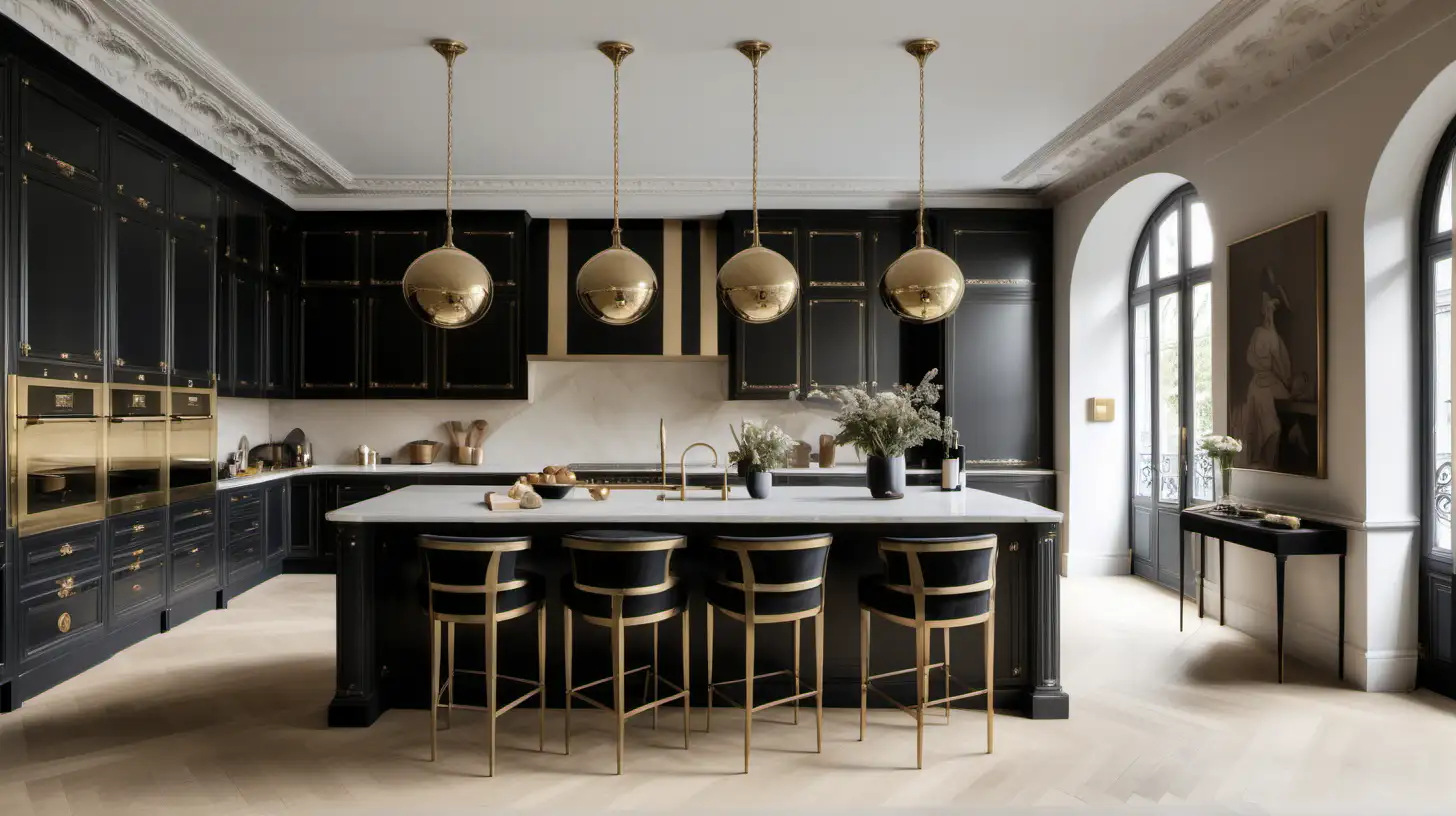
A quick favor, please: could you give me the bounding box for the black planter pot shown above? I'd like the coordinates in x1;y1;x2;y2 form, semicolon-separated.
746;469;772;499
866;454;906;499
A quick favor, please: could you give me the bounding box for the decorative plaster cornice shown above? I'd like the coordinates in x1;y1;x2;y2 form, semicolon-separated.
342;176;1025;198
1012;0;1412;201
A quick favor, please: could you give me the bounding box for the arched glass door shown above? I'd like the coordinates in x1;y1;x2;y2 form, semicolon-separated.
1130;186;1214;593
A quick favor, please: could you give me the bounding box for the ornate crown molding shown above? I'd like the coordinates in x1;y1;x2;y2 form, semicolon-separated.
1011;0;1411;201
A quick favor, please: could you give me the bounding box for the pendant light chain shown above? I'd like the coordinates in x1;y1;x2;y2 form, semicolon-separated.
751;50;761;247
916;50;926;248
612;52;622;248
444;49;456;247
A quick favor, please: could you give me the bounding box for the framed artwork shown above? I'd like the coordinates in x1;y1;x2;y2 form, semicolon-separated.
1226;211;1326;478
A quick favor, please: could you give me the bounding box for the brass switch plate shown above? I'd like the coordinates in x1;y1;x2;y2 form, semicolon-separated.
1087;397;1115;423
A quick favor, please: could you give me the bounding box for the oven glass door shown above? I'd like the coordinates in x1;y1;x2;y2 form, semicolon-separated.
17;417;104;534
169;417;215;495
108;417;167;512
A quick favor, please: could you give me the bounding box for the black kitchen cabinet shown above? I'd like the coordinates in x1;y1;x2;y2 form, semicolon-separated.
111;213;168;383
18;68;104;192
232;196;264;272
300;228;361;286
367;228;431;285
286;478;320;565
264;280;291;398
438;295;524;398
453;211;529;289
727;222;801;398
170;163;213;238
232;269;263;397
169;232;214;387
266;211;290;279
215;261;233;395
110;129;168;223
804;296;868;389
365;289;432;398
297;288;363;397
18;169;104;366
265;481;289;563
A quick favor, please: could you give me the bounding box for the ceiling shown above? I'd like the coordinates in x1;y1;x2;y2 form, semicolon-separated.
139;0;1217;206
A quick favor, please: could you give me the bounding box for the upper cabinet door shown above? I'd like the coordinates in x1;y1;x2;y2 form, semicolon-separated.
438;297;523;399
265;281;292;398
297;289;363;397
112;214;168;382
171;163;214;237
215;262;233;396
300;229;361;285
730;224;801;399
233;196;263;271
803;225;866;289
169;233;214;386
454;224;523;289
232;270;263;396
19;171;104;366
111;130;168;222
19;69;104;191
266;212;290;278
365;289;433;398
368;229;431;285
804;296;869;392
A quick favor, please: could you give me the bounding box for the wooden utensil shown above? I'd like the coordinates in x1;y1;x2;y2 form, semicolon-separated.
449;420;467;448
470;419;488;448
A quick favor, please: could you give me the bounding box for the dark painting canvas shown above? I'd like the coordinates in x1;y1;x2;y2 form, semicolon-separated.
1226;212;1326;478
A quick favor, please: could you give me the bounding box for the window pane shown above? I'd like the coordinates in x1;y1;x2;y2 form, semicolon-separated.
1134;302;1152;497
1157;209;1180;279
1190;202;1213;267
1439;161;1452;236
1158;292;1181;502
1135;245;1150;288
1191;282;1214;501
1434;254;1452;552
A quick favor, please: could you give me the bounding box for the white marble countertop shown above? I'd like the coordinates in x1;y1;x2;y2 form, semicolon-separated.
325;484;1063;525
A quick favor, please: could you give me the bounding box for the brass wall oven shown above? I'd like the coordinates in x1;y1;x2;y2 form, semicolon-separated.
8;375;106;536
106;384;168;514
167;386;216;504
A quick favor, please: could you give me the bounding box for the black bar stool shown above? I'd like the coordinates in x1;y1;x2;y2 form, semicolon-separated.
561;530;690;775
858;534;997;769
418;534;547;776
704;533;832;773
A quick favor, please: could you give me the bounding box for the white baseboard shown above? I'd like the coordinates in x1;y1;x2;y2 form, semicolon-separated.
1198;580;1417;692
1063;550;1131;577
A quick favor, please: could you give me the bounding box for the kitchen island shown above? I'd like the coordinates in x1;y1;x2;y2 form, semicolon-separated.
326;485;1066;726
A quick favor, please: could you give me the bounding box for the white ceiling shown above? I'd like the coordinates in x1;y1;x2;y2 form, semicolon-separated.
146;0;1219;201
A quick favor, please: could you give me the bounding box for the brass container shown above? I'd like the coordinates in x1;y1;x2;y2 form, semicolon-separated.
405;440;442;465
453;446;483;466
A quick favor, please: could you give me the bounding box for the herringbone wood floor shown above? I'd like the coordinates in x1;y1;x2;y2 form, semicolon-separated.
2;574;1454;814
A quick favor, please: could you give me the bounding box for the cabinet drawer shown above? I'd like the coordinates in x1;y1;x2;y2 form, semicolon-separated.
20;525;102;587
171;535;218;592
226;535;263;579
109;508;166;556
228;511;263;540
21;570;103;658
111;555;165;618
225;488;262;508
171;499;216;536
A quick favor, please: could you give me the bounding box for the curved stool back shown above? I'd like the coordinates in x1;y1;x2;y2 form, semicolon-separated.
560;530;690;774
859;534;998;769
417;535;546;776
705;533;833;772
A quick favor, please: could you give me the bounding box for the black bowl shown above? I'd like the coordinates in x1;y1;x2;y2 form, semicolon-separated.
534;484;575;499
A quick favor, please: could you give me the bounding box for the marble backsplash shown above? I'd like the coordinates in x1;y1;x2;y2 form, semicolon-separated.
258;360;853;467
217;397;272;462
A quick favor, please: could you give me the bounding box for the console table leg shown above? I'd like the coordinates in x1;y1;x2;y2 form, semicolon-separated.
1179;529;1186;633
1275;554;1287;684
1218;538;1225;626
1198;533;1205;619
1338;553;1346;681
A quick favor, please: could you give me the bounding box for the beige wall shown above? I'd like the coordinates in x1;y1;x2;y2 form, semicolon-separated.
1054;0;1456;689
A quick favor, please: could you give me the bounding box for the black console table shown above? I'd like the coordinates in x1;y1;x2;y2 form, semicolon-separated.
1179;507;1347;683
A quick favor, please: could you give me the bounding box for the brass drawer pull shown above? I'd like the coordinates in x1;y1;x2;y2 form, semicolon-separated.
128;561;141;572
189;548;200;554
58;612;72;633
132;523;147;533
56;576;76;598
132;548;144;557
58;543;74;556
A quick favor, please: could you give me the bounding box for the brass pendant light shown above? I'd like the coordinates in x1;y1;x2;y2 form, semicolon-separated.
717;40;798;324
576;41;658;326
879;38;964;324
402;39;493;329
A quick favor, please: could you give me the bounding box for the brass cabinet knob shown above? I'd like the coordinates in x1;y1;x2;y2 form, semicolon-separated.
58;612;72;633
58;543;73;556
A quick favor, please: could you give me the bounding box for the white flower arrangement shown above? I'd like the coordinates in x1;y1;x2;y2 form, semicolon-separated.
830;370;943;459
1199;435;1243;458
728;420;796;472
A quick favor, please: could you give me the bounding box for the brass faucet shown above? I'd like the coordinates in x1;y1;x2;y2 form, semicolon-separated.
679;442;722;501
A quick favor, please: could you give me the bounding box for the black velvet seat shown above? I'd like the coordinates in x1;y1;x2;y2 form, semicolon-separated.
705;533;833;773
857;534;998;769
418;534;547;775
561;530;690;774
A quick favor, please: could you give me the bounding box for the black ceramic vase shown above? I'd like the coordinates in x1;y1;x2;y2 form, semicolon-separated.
866;454;906;499
747;469;772;499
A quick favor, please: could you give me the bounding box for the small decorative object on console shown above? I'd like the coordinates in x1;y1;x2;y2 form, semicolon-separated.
1262;513;1301;529
939;416;962;492
1199;434;1244;511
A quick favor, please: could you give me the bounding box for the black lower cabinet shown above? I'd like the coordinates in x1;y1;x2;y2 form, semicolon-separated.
221;486;275;602
10;523;108;708
265;481;289;564
1;530;10;711
966;472;1057;510
106;507;168;651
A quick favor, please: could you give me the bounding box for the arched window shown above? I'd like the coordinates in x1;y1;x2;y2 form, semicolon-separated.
1129;185;1214;592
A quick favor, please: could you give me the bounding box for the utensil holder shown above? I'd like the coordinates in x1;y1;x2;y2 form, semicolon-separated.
454;446;483;465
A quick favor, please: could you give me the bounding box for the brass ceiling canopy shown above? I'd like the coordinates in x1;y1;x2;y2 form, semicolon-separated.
880;37;964;325
717;40;799;324
402;38;494;329
576;40;658;326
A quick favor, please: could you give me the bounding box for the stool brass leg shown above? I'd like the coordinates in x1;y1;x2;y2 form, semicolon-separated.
613;609;626;776
445;621;456;730
792;618;801;726
743;620;755;774
564;609;573;755
985;614;995;755
538;605;547;753
681;606;691;750
859;609;869;742
430;618;441;761
487;610;499;777
651;621;660;731
814;607;824;753
706;604;714;734
943;628;951;721
916;624;927;770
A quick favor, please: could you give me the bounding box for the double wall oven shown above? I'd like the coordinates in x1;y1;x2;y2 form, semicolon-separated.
8;373;218;536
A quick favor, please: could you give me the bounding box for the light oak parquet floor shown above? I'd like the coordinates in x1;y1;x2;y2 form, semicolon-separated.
2;575;1455;814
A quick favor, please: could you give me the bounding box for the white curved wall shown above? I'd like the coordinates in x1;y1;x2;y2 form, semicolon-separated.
1054;0;1456;689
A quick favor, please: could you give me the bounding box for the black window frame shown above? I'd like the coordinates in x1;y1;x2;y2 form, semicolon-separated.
1420;117;1456;565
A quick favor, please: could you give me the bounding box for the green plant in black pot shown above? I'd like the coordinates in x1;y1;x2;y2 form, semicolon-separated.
728;420;794;499
831;369;943;499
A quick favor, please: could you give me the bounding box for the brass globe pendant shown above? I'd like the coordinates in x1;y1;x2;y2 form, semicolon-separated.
880;38;963;325
576;41;657;326
717;40;798;324
403;39;493;329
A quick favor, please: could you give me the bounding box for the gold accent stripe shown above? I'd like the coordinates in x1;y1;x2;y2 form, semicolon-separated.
548;220;568;356
699;221;718;356
662;220;682;356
